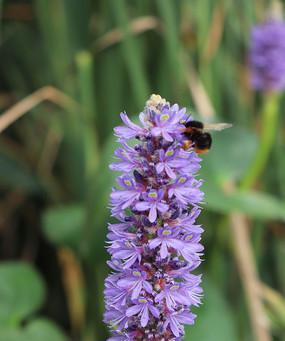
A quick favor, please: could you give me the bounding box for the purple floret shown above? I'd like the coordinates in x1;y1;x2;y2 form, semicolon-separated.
250;19;285;91
104;95;204;340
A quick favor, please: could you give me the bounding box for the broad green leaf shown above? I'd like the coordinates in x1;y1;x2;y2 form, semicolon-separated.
0;319;67;341
0;329;22;341
0;262;45;326
185;278;238;341
42;204;85;249
200;126;258;184
204;183;285;221
25;318;67;341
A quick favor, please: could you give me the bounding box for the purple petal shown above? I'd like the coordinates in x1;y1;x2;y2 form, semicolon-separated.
157;203;169;213
148;205;157;223
140;306;149;327
121;195;140;209
177;311;196;325
131;282;142;300
123;254;140;269
169;239;185;250
136;201;151;211
120;113;142;131
151;127;161;136
143;281;153;294
110;162;135;172
165;164;176;179
148;238;161;250
149;305;160;318
162;130;173;142
160;242;169;259
169;317;181;337
114;126;135;139
117;278;133;288
156;163;164;174
112;249;133;258
126;304;141;317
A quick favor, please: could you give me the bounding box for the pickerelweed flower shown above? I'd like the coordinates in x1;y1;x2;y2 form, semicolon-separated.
250;18;285;91
104;94;204;340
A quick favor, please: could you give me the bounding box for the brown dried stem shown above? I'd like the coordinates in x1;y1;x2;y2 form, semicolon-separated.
94;16;161;52
229;212;271;341
58;248;85;334
0;86;79;133
184;56;215;119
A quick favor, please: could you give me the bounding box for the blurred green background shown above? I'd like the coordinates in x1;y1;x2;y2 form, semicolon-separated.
0;0;285;340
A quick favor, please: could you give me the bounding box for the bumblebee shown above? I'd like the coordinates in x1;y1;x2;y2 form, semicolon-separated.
182;120;232;154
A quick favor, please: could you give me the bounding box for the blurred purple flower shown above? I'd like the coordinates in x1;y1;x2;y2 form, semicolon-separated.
250;19;285;91
104;94;204;340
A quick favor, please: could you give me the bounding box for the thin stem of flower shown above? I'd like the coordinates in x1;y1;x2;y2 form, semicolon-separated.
240;92;281;190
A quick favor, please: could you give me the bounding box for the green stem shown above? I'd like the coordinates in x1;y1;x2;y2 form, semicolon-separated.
156;0;184;86
111;0;149;106
76;51;107;340
76;50;100;256
240;92;281;190
76;51;99;179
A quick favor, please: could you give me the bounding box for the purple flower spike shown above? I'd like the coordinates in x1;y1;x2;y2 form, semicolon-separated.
250;18;285;91
104;95;204;340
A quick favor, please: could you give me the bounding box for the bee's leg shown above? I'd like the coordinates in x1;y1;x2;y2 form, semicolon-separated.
182;140;193;150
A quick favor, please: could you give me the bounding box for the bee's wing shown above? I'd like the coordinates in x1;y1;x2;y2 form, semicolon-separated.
203;123;233;131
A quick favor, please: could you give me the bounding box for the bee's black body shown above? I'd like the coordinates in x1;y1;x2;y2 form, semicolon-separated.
185;120;204;130
183;120;212;153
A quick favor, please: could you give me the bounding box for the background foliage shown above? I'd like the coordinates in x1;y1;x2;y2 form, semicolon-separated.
0;0;285;340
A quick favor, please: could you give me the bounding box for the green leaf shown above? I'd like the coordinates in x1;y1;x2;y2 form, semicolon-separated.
0;319;67;341
200;126;285;221
204;183;285;221
25;318;67;341
0;262;45;326
200;126;258;184
0;329;22;341
42;204;85;249
185;278;238;341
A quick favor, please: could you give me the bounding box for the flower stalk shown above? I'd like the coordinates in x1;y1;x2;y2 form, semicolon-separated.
240;92;280;190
